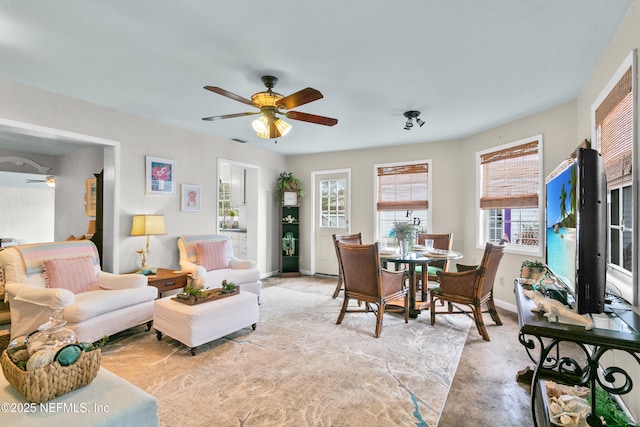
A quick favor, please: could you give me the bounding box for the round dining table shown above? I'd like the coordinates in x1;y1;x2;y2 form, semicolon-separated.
380;250;463;318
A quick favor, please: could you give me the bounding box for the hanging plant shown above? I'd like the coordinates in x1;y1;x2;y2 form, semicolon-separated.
275;171;305;203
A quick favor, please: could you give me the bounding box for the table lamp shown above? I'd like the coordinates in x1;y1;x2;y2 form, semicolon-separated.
130;214;167;274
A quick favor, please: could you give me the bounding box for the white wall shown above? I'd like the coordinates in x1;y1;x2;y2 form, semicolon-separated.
0;77;287;276
54;145;103;241
0;184;54;244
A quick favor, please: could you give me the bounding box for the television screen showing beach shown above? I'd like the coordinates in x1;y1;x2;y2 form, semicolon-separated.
546;163;577;290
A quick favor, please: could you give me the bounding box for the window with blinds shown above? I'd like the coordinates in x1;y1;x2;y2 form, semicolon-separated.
596;66;634;275
376;163;429;211
477;136;543;254
479;140;540;210
375;161;430;242
597;67;633;189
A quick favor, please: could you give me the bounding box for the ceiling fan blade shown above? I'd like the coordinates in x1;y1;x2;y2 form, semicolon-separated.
285;111;338;126
276;88;323;110
204;86;255;107
202;112;259;121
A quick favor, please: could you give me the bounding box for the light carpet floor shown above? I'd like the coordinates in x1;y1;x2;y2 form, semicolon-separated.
100;278;472;426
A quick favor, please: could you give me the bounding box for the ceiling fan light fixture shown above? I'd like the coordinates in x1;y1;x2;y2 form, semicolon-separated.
416;118;425;127
251;91;282;107
252;115;269;134
274;118;291;137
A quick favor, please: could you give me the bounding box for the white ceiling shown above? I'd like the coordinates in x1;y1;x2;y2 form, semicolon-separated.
0;1;634;156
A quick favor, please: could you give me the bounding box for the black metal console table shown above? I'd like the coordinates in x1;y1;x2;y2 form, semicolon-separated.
514;280;640;426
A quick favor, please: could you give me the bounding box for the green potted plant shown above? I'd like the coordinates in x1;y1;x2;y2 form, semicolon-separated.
276;171;304;203
520;259;546;280
391;221;414;255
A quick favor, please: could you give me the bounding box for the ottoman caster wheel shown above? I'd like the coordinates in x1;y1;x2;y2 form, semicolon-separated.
251;323;257;330
190;347;198;356
155;330;163;341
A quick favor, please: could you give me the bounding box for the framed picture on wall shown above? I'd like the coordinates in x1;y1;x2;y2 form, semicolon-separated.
181;184;201;211
146;156;175;195
85;178;97;217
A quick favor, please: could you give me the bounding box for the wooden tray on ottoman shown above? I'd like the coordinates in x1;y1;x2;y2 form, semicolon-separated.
172;287;239;305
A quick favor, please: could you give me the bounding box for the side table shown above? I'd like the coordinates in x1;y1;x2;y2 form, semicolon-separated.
146;268;188;297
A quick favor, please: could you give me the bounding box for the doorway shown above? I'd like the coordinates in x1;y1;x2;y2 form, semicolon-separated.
217;158;260;265
311;169;351;276
0;117;119;271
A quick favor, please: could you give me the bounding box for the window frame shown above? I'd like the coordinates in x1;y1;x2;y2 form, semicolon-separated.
591;49;638;306
319;178;347;228
373;159;432;241
475;135;544;257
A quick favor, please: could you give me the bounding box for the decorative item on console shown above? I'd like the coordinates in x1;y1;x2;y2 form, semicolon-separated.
522;288;594;330
520;259;546;284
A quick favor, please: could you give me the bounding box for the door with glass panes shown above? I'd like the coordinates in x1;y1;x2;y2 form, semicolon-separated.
315;171;349;276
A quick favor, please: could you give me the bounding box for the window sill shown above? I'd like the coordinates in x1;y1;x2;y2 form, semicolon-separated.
477;243;542;258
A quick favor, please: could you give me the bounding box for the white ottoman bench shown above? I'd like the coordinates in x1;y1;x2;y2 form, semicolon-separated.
153;290;258;355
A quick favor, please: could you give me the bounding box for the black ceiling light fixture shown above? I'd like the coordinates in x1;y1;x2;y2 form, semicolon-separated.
403;110;425;130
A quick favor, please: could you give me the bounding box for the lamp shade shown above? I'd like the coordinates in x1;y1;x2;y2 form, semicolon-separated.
130;215;167;236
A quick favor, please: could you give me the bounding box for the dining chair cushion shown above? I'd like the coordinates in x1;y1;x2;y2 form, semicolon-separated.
43;256;100;294
456;263;478;272
197;241;229;271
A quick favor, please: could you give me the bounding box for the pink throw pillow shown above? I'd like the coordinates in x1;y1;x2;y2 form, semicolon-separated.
43;256;100;294
197;241;229;271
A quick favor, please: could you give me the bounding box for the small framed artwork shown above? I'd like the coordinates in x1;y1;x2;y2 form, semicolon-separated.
181;184;201;211
146;156;175;195
283;191;298;206
85;178;97;217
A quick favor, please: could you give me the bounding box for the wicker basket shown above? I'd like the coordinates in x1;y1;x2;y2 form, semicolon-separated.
1;347;101;403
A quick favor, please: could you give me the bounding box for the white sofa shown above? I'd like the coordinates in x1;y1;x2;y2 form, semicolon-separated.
0;240;157;343
177;234;262;300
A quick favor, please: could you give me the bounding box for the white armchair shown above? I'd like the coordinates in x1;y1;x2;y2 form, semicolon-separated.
0;240;157;342
177;235;262;300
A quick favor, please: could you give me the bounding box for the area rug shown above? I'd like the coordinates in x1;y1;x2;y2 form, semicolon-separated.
100;278;471;427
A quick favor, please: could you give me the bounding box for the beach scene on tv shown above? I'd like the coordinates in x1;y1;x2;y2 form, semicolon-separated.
546;163;577;290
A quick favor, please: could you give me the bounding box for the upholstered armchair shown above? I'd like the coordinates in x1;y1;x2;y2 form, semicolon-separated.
0;240;156;342
177;235;262;300
335;241;408;338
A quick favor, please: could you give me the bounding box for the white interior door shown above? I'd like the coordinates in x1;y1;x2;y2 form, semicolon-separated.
314;170;350;275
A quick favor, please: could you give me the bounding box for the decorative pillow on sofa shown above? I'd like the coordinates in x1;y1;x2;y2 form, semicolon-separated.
197;241;229;271
43;256;100;294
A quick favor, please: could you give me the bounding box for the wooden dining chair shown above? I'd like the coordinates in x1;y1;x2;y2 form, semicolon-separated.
331;232;363;298
416;233;453;301
335;241;408;338
430;242;505;341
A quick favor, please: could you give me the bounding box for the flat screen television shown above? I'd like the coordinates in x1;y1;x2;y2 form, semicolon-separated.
545;147;607;314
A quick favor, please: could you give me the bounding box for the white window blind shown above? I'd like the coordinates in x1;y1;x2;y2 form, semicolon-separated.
376;163;428;211
597;67;633;188
480;140;539;210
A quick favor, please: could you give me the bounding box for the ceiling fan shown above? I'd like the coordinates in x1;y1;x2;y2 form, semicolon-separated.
26;175;56;187
202;76;338;139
